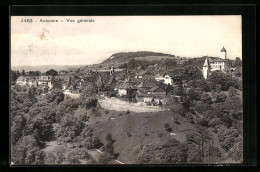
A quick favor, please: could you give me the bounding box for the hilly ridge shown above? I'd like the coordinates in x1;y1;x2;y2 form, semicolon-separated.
11;65;85;73
102;51;177;64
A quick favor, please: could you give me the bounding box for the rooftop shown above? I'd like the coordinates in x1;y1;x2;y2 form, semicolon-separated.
221;46;227;52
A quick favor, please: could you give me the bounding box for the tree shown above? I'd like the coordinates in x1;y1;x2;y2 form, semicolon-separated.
233;67;242;77
46;69;58;76
187;88;202;101
81;82;98;98
66;150;81;164
119;63;127;68
194;101;212;114
51;77;63;90
11;115;26;146
127;59;136;69
44;152;56;164
28;71;41;77
106;133;113;142
135;139;188;164
228;86;237;97
11;135;44;165
232;57;242;68
207;71;239;91
200;92;212;104
22;70;25;76
46;89;64;104
55;114;84;143
27;86;38;103
55;146;66;163
164;123;172;132
212;93;227;103
25;116;53;142
11;70;19;83
218;129;239;152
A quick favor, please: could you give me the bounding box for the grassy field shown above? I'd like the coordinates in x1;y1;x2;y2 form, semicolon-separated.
88;109;196;163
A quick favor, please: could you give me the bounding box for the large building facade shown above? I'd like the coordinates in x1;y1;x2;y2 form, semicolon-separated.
203;46;230;79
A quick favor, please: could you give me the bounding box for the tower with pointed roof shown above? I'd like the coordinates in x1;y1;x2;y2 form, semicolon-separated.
203;57;210;79
220;46;227;59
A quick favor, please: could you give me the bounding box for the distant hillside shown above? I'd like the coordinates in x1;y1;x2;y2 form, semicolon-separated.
102;51;176;64
11;65;85;73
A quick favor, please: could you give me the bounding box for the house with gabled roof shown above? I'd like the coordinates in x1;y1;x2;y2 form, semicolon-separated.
136;79;159;94
16;76;28;86
147;86;166;97
135;93;153;103
96;73;117;92
37;75;53;89
155;72;174;85
16;76;37;86
116;82;137;97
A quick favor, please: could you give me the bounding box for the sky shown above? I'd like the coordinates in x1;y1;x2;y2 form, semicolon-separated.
11;16;242;66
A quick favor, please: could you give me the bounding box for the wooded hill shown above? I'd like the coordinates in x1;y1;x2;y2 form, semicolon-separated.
102;51;177;64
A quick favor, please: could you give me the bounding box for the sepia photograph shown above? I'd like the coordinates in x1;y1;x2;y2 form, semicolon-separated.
10;15;243;165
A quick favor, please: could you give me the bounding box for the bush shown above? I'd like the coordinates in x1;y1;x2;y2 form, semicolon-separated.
212;93;227;103
44;152;56;164
66;150;81;164
164;123;172;132
98;152;114;164
106;133;113;142
85;98;98;110
174;120;180;125
127;132;132;137
231;111;242;121
194;101;212;114
135;139;188;164
227;141;243;162
218;129;239;152
200;92;212;104
11;135;45;165
228;86;237;97
55;114;84;143
46;89;64;104
196;118;209;127
185;112;195;124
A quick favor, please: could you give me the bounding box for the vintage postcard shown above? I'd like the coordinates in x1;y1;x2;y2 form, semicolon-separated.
10;16;243;165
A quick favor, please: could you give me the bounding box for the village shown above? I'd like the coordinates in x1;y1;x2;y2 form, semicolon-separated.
10;48;243;165
9;14;246;165
12;47;235;111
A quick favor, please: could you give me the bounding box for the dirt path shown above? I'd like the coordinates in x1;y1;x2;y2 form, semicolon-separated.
99;97;167;112
87;149;124;164
42;140;60;154
42;123;63;154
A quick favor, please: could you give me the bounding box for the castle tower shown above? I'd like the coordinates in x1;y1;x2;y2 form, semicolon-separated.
203;57;210;79
220;46;227;59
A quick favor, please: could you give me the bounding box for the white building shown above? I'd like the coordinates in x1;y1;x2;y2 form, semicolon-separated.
155;73;173;85
220;46;227;59
203;46;231;79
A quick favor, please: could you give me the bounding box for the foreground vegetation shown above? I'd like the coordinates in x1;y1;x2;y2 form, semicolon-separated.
10;57;243;164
